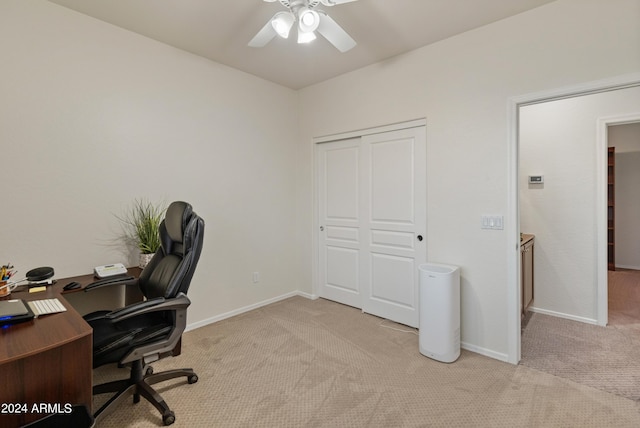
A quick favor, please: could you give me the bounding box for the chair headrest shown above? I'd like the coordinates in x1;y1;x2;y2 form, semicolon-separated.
164;201;193;244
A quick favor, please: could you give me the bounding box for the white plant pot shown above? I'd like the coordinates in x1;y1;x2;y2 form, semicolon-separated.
139;253;155;269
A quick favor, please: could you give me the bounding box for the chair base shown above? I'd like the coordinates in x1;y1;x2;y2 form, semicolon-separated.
93;360;198;426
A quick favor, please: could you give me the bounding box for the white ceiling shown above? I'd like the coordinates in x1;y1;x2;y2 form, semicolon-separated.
48;0;556;90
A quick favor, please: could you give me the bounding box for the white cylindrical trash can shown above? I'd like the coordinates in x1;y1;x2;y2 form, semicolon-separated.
418;263;460;363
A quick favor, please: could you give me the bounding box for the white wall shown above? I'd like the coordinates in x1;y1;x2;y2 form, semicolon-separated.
0;0;300;326
2;0;640;362
519;87;640;321
297;0;640;359
611;123;640;269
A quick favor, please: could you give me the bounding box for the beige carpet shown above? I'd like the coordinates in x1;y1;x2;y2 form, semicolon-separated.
608;269;640;326
520;269;640;402
95;296;640;427
520;312;640;401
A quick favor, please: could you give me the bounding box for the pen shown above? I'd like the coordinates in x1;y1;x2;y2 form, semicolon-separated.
1;264;15;281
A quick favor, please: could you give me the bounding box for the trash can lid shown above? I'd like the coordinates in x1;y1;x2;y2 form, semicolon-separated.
418;263;458;275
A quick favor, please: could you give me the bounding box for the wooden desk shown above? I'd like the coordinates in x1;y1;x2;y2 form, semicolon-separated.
0;268;140;427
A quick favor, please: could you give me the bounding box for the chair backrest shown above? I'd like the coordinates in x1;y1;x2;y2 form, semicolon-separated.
138;201;204;299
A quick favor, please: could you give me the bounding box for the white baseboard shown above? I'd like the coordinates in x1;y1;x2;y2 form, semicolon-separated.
461;342;509;363
528;306;598;325
615;264;640;271
297;291;319;300
185;291;317;332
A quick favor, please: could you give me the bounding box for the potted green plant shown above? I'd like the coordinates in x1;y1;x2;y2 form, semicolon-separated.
117;199;166;268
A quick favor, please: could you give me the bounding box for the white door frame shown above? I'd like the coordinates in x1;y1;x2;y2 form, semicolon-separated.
312;118;427;300
507;73;640;364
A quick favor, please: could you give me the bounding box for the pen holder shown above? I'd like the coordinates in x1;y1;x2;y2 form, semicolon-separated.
0;281;9;297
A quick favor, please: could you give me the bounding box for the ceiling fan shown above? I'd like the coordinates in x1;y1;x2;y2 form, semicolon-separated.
248;0;358;53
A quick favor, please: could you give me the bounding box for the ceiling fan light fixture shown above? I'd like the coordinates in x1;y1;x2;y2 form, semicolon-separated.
297;29;317;44
249;0;358;52
298;8;320;33
271;11;295;38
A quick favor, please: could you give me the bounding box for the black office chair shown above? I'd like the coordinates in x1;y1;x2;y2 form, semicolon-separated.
84;201;204;426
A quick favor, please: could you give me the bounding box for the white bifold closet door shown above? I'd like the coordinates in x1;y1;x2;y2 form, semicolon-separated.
317;125;426;327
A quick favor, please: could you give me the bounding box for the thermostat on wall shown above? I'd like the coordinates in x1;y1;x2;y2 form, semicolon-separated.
528;175;544;184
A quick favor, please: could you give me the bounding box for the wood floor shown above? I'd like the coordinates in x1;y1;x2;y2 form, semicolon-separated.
608;268;640;325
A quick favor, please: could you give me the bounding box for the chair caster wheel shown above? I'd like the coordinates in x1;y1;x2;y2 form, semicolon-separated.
145;366;154;376
188;374;199;384
163;411;175;426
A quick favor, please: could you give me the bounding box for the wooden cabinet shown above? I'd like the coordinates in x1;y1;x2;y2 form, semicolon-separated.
608;147;615;270
521;234;534;315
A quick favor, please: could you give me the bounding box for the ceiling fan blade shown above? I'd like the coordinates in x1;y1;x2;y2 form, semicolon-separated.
316;13;356;52
248;17;278;48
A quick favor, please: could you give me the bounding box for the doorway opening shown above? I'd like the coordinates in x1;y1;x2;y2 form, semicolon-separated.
507;73;640;365
517;116;640;399
606;121;640;326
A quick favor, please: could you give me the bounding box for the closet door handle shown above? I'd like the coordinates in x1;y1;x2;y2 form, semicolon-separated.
417;235;423;242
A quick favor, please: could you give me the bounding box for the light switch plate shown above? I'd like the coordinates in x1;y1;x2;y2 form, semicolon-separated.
481;215;504;230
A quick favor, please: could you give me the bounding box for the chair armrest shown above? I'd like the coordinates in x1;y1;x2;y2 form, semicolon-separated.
106;293;191;323
83;275;137;292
